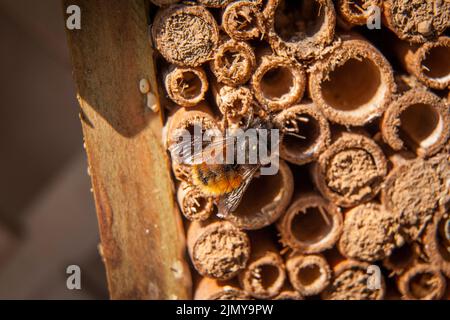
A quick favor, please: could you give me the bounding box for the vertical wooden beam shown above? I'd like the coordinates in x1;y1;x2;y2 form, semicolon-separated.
63;0;191;299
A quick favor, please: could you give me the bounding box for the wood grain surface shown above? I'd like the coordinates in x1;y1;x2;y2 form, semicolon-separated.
63;0;191;299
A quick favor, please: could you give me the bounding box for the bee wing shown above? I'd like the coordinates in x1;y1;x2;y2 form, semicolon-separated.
168;134;236;165
168;133;218;165
217;165;260;217
167;135;199;165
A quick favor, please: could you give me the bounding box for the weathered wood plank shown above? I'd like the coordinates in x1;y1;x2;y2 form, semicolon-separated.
63;0;191;299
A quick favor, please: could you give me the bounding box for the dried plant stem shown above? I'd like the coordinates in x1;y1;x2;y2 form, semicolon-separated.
278;193;343;254
212;82;255;128
398;264;446;300
165;104;217;150
224;160;294;230
198;0;234;8
383;242;420;276
321;260;386;300
383;0;450;43
165;104;218;182
210;39;256;86
222;1;264;41
194;277;250;300
381;157;443;241
338;203;399;262
336;0;381;27
177;182;215;221
150;0;180;6
164;65;209;107
187;219;251;280
274;102;331;165
393;36;450;90
286;254;331;296
251;52;306;111
309;34;395;126
238;230;286;299
381;87;449;157
312;132;387;207
265;0;336;59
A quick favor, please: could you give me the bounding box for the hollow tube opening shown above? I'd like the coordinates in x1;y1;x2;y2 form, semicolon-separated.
322;58;383;111
422;46;450;80
233;173;284;216
297;264;322;286
260;66;294;100
176;71;203;99
291;207;333;244
399;103;442;149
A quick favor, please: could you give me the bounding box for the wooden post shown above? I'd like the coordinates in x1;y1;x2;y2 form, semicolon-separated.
62;0;192;299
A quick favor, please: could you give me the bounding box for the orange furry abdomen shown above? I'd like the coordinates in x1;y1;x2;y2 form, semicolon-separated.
192;163;243;196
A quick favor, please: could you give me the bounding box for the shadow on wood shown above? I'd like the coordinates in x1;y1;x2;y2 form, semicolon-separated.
63;0;192;299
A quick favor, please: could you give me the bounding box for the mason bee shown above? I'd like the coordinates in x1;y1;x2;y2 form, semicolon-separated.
169;115;280;216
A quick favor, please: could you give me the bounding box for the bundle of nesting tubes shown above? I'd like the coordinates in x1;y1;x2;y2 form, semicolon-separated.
151;0;450;300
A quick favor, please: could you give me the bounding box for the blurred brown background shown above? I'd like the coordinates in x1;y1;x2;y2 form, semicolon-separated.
0;0;108;299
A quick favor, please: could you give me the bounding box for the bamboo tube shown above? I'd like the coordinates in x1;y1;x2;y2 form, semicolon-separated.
381;157;442;241
394;73;428;94
164;65;209;107
251;51;306;111
198;0;233;8
336;0;381;27
423;207;450;278
398;264;446;300
152;5;219;66
171;162;192;183
338;203;400;262
222;1;264;41
238;230;286;299
164;105;218;182
393;37;450;90
383;0;450;43
273;102;331;165
165;104;218;151
177;182;215;221
286;254;331;296
187;219;251;280
321;260;386;300
312;132;387;207
428;152;450;207
194;277;250;300
210;39;256;86
384;282;403;300
323;247;346;270
212;84;255;128
273;284;304;300
150;0;179;6
309;35;395;126
278;193;343;254
224;160;294;230
265;0;336;60
381;87;449;157
383;242;420;276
